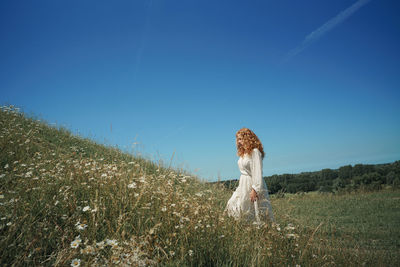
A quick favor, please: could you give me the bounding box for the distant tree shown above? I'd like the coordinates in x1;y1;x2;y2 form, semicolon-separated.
333;178;346;191
353;164;365;177
393;177;400;188
321;168;337;180
318;185;333;193
339;165;352;180
386;171;397;185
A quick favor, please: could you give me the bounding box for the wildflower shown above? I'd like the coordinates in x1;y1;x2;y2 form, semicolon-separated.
54;201;59;206
82;206;90;212
0;174;5;178
188;250;193;256
106;239;118;247
169;251;175;257
4;164;9;169
25;171;33;178
195;192;203;197
7;222;12;226
75;221;88;231
96;241;105;249
285;223;295;231
71;237;82;249
81;245;95;255
161;206;167;212
127;182;137;189
70;258;81;267
170;203;176;207
286;233;298;239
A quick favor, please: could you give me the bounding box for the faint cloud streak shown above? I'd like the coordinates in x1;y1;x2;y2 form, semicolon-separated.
282;0;371;63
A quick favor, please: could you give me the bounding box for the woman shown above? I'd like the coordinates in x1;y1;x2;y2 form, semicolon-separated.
225;128;274;222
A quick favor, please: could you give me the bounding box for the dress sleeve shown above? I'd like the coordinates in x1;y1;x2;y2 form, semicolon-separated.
250;148;263;193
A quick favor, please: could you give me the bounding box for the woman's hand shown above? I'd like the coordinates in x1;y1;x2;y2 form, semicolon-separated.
250;188;258;202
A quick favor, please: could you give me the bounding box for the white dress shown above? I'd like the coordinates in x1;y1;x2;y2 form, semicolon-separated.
225;148;274;222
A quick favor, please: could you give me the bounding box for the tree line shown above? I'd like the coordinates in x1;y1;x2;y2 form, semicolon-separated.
218;161;400;194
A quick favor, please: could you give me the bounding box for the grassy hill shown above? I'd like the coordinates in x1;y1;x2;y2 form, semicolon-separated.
1;105;399;266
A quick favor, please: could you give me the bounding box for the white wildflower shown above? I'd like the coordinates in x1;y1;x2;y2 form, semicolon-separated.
285;223;295;231
188;250;193;256
286;233;298;239
96;241;105;249
161;206;167;212
81;245;95;255
71;237;82;249
75;221;88;231
106;239;118;247
0;174;5;178
4;164;9;169
127;182;137;189
82;206;90;212
70;258;81;267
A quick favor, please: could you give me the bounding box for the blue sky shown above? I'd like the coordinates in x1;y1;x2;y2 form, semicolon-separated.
1;0;399;181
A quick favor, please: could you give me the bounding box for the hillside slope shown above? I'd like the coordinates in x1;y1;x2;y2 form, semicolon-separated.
1;106;398;266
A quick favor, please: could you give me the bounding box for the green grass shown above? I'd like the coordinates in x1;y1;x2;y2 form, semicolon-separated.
1;105;399;266
273;190;400;265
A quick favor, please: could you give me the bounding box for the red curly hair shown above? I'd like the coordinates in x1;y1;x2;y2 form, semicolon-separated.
236;128;265;159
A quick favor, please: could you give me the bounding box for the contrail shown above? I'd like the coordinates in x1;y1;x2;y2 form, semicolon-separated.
282;0;371;63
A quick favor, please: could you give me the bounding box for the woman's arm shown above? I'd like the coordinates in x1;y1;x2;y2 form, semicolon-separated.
250;148;263;195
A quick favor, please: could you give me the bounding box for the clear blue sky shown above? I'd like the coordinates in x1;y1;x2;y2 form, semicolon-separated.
1;0;399;181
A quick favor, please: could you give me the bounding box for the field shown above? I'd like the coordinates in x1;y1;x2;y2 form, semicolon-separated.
272;190;400;266
1;106;399;266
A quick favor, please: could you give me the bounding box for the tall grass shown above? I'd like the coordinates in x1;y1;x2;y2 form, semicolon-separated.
1;106;399;266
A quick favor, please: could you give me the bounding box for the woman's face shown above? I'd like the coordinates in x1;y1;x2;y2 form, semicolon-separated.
236;134;244;146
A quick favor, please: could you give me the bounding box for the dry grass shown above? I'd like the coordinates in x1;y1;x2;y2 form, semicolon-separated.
1;105;398;266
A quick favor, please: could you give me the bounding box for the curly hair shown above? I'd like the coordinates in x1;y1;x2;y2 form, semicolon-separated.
236;128;265;159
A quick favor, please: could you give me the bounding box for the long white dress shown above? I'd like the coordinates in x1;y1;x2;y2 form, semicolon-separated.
225;148;274;222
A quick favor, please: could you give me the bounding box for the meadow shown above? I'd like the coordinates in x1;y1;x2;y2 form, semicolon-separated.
1;105;399;266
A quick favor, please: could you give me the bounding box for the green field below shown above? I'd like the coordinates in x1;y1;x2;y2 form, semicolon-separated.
271;190;400;265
